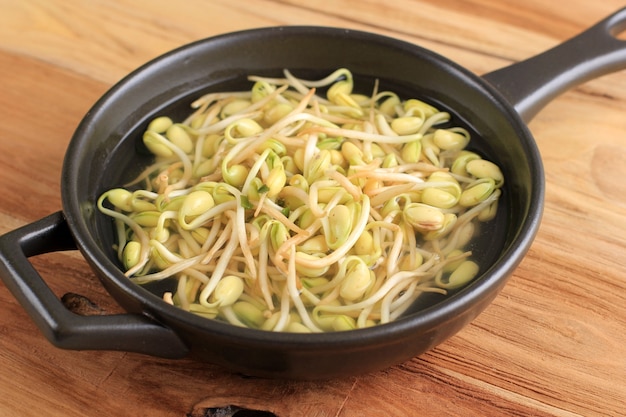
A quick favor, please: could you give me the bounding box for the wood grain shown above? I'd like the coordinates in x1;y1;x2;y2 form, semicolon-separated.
1;1;626;416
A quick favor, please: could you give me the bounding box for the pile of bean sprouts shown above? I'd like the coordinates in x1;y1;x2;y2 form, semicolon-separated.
97;68;504;333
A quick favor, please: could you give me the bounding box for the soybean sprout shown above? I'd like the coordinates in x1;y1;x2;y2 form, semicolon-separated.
97;68;504;332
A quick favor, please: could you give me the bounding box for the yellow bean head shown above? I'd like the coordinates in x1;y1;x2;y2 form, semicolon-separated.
221;99;252;118
251;80;275;103
201;134;222;158
295;252;330;277
265;165;287;198
306;149;332;181
269;222;290;252
222;163;249;188
432;129;469;151
326;204;352;249
459;179;495;207
106;188;133;212
478;199;498;222
454;221;476;249
401;140;422;163
210;275;245;307
122;241;142;270
400;251;424;271
232;300;265;328
180;190;215;221
450;150;481;176
421;187;458;209
331;315;357;331
264;102;294;125
379;94;400;117
391;116;424;135
340;260;373;301
298;234;329;254
354;229;374;255
166;124;194;154
147;116;173;134
403;99;438;118
466;159;504;186
287;322;313;333
446;260;480;289
143;131;173;157
191;227;210;245
131;211;161;227
341;141;365;166
424;212;457;240
403;203;445;232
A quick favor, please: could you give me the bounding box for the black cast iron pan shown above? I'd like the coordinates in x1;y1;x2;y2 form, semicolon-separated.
1;9;626;380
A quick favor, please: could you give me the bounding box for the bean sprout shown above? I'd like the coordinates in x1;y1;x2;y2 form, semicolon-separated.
97;68;504;332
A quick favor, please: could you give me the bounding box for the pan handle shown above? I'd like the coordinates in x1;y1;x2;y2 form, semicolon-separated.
0;211;189;359
482;7;626;123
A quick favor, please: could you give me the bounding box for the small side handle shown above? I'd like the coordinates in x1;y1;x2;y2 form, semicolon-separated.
0;212;189;358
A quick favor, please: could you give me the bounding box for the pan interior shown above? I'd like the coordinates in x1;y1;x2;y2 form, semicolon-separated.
89;71;511;311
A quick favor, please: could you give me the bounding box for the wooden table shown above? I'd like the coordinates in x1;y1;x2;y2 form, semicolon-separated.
1;1;626;416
